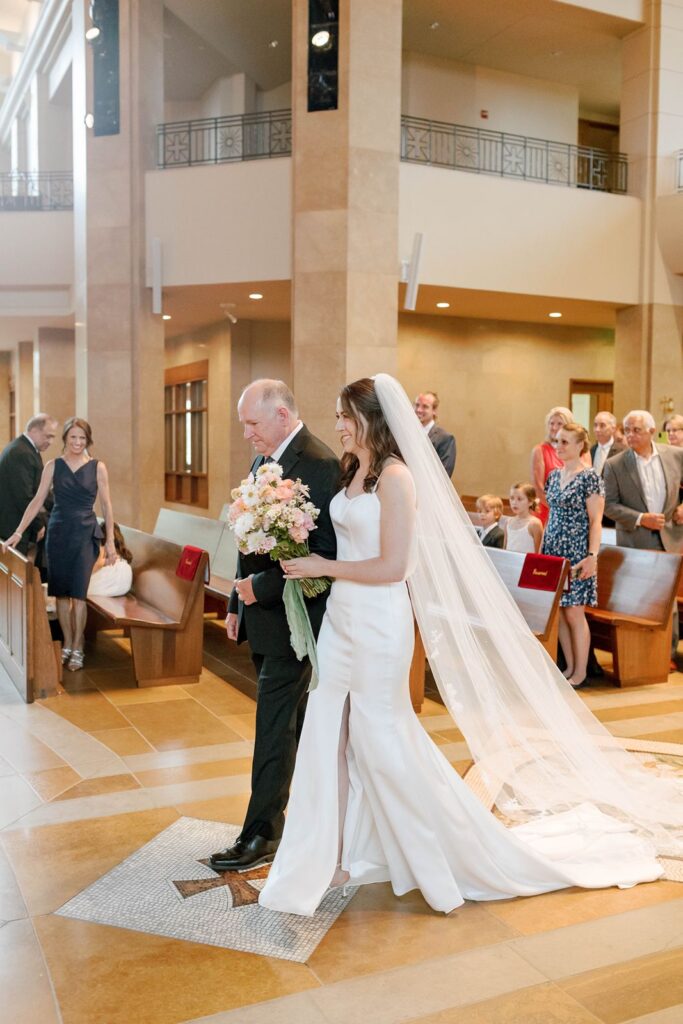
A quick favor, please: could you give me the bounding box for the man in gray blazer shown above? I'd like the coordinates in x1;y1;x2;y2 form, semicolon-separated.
603;409;683;662
414;391;456;477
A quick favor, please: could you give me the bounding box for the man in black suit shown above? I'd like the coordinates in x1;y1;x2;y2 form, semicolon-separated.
210;380;339;871
591;411;626;529
0;414;57;555
414;391;456;477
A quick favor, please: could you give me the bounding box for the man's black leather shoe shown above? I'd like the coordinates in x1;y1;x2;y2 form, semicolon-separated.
209;835;280;871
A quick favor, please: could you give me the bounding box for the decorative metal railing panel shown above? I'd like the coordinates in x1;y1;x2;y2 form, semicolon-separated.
677;150;683;192
156;110;628;194
0;172;74;210
157;109;292;168
400;116;627;193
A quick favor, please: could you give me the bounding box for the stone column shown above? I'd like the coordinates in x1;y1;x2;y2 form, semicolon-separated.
13;341;34;433
72;0;165;530
0;353;10;449
290;0;402;447
616;0;683;417
34;327;75;460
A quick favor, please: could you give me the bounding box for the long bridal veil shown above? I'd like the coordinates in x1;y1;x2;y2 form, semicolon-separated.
373;373;683;857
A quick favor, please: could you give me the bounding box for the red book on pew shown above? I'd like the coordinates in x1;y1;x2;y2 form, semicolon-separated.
518;553;569;592
176;545;208;582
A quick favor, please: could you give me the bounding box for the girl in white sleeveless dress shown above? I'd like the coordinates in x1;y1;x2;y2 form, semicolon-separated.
505;483;543;553
258;380;663;918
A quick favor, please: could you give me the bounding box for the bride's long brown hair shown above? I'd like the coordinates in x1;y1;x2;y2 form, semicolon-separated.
338;378;404;492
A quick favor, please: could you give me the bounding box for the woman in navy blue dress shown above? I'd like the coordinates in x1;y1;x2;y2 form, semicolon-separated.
3;417;116;672
542;422;604;690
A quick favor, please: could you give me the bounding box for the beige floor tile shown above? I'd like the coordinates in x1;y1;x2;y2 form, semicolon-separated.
1;807;179;915
560;947;683;1024
122;699;242;750
431;726;466;744
24;765;82;801
185;674;257;716
485;879;683;936
34;914;318;1024
636;729;683;744
91;726;155;755
52;772;142;800
179;991;328;1024
0;842;28;922
135;757;253;788
174;792;251;825
509;898;683;980
0;752;15;776
308;944;547;1024
0;774;43;829
0;715;67;773
593;701;683;724
308;886;517;984
623;1008;683;1024
405;982;602;1024
220;713;257;740
80;666;138;690
605;714;683;739
122;740;253;772
40;689;130;733
419;698;451;716
105;683;191;705
0;918;61;1024
450;759;474;776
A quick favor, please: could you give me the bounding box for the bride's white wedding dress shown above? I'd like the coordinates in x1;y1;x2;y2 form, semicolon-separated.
258;484;663;917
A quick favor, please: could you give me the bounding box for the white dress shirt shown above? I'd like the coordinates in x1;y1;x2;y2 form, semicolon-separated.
270;421;304;464
634;445;667;520
592;440;613;475
422;420;435;435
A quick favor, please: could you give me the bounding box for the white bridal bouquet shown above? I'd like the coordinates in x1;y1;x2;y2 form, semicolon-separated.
228;462;329;686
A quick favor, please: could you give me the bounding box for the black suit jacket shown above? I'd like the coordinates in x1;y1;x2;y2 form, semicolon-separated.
429;424;457;477
0;435;48;554
480;523;505;549
228;426;340;656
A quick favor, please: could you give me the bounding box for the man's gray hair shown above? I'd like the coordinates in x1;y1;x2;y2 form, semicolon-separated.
624;409;656;431
25;413;57;433
244;379;298;416
595;411;617;428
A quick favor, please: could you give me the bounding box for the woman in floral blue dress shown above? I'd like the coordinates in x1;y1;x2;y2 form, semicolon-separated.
542;422;604;690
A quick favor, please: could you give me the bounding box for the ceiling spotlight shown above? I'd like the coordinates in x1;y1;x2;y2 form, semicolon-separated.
162;314;172;321
220;302;238;325
84;112;94;128
268;39;279;49
311;29;332;49
430;21;440;30
249;292;263;300
436;301;450;308
548;311;562;318
85;25;100;41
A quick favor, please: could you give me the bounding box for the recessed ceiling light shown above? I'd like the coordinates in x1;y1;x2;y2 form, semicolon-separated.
162;314;172;320
85;26;100;41
249;292;264;300
436;301;450;308
550;50;563;57
268;39;279;48
430;21;440;30
311;29;331;48
548;311;562;318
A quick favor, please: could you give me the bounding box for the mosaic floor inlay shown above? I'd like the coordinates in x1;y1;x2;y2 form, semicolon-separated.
55;817;356;962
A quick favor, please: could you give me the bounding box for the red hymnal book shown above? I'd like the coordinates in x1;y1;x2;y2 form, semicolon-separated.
176;545;205;581
518;553;568;592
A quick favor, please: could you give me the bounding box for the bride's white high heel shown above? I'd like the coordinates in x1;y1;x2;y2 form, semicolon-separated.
329;863;351;896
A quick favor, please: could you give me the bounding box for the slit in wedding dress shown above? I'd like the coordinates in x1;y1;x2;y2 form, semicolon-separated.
329;694;351;890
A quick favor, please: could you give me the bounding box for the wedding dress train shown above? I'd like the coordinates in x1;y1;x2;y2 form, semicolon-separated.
258;488;662;917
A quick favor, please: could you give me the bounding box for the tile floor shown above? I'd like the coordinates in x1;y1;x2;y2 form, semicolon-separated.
1;621;682;1024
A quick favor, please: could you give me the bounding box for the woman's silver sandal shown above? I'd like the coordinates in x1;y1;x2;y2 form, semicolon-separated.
61;647;72;665
67;650;84;672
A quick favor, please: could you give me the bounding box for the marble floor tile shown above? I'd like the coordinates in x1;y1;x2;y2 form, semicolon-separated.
306;944;547;1024
560;947;683;1024
485;879;683;936
0;774;44;829
134;757;253;788
0;713;66;772
105;683;191;705
184;674;257;716
121;699;243;750
403;981;602;1024
173;792;251;825
1;702;126;778
0;841;28;922
437;740;472;762
24;764;82;801
52;772;142;800
593;701;683;723
3;784;160;830
122;740;253;772
34;914;318;1024
91;725;155;755
1;807;179;915
604;714;683;739
40;689;130;732
80;666;138;690
180;991;328;1024
308;886;517;983
0;752;15;776
418;714;456;732
636;729;683;744
0;918;61;1024
430;726;466;744
509;898;683;980
623;1008;683;1024
220;713;257;740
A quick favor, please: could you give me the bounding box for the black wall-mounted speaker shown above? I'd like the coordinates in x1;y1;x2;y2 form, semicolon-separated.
91;0;120;136
308;0;338;112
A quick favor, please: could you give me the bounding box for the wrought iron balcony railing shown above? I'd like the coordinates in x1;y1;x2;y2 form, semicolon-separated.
157;109;292;168
0;171;74;210
677;150;683;192
400;116;628;194
156;110;628;194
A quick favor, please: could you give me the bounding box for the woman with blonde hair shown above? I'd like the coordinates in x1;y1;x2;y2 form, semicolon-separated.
542;421;604;689
530;406;574;526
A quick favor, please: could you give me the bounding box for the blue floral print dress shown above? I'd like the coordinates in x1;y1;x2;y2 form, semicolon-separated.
542;468;604;607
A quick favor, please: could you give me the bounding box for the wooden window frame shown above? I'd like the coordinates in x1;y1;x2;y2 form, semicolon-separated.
164;360;209;508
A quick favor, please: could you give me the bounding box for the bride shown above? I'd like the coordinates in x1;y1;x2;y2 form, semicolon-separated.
258;374;682;917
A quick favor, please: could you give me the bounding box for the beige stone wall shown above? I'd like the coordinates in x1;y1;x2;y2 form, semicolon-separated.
397;314;615;497
165;319;290;518
0;352;10;450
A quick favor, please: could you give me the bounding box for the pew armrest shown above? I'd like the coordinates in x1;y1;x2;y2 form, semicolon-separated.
87;594;180;629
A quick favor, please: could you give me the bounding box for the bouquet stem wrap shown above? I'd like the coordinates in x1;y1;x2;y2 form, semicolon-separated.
283;578;321;690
